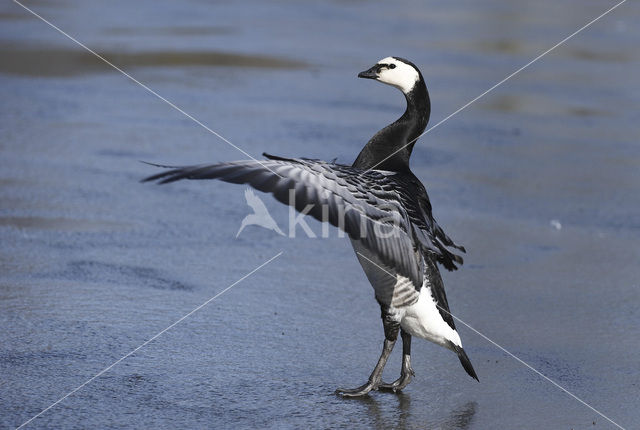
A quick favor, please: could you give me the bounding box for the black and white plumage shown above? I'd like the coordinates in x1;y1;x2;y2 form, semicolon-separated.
143;56;478;395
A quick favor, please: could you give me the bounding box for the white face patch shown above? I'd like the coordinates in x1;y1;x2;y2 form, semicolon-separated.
375;57;419;94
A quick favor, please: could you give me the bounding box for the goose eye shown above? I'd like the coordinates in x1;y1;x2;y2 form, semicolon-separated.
389;64;396;69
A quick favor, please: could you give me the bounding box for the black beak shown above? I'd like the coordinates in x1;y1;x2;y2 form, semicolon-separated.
358;65;378;80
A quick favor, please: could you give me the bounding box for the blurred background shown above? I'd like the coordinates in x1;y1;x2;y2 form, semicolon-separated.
1;0;638;428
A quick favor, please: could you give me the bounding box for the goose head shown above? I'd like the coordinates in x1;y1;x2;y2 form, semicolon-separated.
358;56;421;94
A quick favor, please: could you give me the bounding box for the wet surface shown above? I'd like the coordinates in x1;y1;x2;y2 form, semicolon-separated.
1;0;639;428
0;44;306;77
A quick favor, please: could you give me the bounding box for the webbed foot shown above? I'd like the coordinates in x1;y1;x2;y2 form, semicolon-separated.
335;381;379;397
378;367;414;393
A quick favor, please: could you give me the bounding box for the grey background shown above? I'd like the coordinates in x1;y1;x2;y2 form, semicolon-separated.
1;0;638;428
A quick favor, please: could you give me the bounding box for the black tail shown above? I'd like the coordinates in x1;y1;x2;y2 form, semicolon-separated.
452;344;479;381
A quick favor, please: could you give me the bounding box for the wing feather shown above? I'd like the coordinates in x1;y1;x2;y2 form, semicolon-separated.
142;155;464;284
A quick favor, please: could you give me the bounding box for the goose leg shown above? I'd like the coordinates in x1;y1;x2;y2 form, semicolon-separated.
336;312;399;397
379;329;414;392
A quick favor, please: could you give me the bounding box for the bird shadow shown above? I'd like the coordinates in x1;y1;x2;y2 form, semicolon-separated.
348;393;477;430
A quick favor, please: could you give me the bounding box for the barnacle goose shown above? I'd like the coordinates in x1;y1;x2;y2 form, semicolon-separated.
143;56;478;396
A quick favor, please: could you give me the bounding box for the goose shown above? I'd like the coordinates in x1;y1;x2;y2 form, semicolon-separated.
143;56;478;396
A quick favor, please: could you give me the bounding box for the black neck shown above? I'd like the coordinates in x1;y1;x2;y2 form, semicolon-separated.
353;79;430;171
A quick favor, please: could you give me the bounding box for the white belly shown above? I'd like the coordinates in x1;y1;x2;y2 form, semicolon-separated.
350;240;462;349
400;286;461;349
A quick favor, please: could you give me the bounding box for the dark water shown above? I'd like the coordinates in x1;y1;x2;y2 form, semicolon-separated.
1;0;639;428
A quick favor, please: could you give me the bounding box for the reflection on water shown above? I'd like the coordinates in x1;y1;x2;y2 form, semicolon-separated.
54;260;194;291
104;26;234;36
476;40;631;63
565;47;631;63
444;402;477;429
353;394;477;430
0;216;127;232
478;93;609;117
477;40;527;55
0;11;30;20
481;94;524;114
0;45;307;77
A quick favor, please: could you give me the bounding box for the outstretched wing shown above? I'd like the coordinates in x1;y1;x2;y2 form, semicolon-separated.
142;154;464;285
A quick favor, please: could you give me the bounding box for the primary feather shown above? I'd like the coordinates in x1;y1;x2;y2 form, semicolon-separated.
142;153;464;288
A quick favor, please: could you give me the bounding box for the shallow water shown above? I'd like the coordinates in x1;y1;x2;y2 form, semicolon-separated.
1;0;639;429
